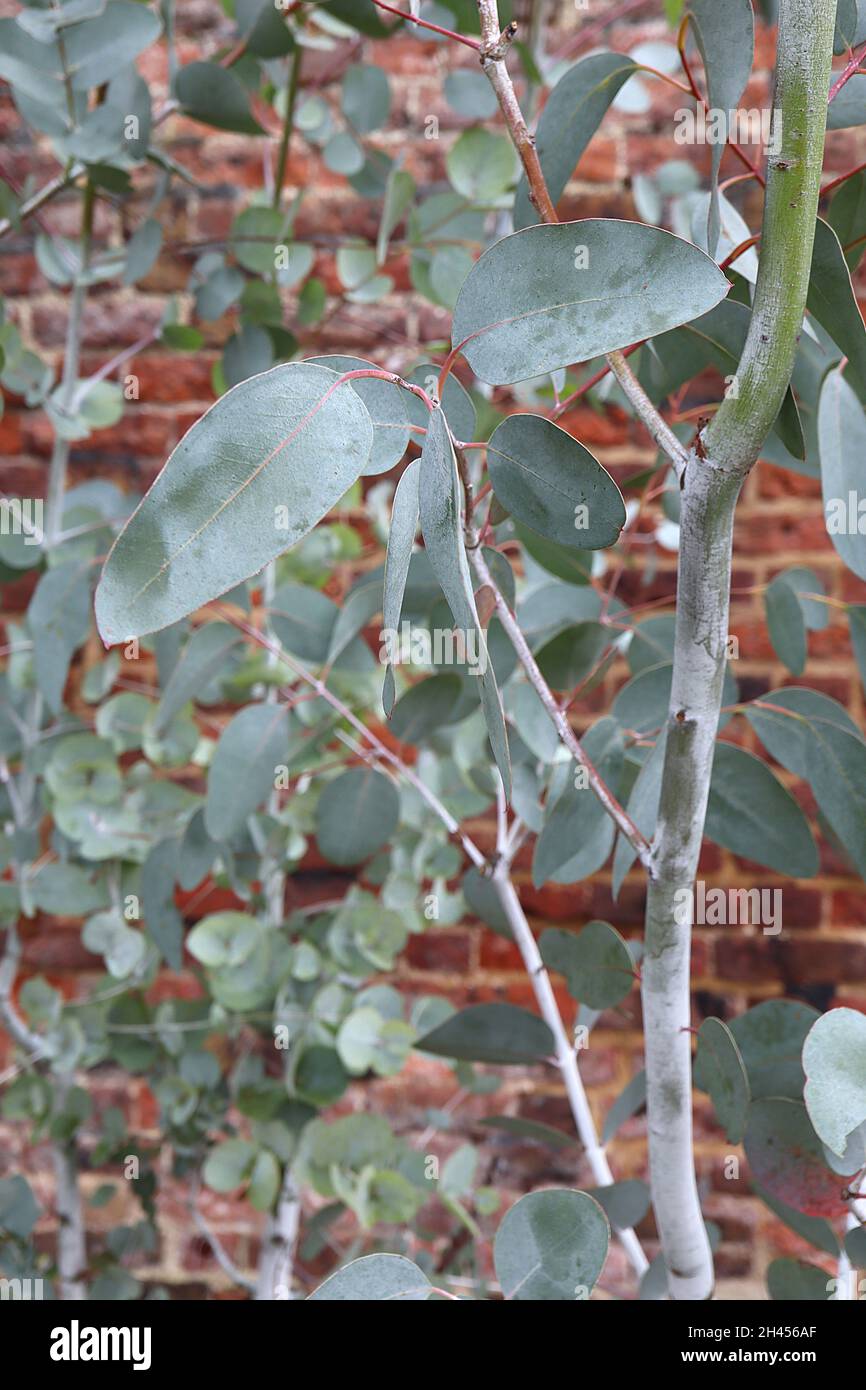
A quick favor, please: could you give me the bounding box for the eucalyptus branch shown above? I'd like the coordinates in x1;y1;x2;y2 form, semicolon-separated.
490;859;650;1283
212;607;490;873
470;547;653;870
606;350;689;476
473;1;685;471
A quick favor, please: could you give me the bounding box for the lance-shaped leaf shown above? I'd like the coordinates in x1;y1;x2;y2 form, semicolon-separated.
809;220;866;401
513;52;639;231
382;458;420;716
416;1003;554;1066
683;0;755;254
452;220;730;386
818;367;866;581
694;1017;750;1143
95;363;373;644
486;414;626;550
308;355;410;476
308;1253;431;1301
744;1098;851;1218
418;408;510;795
744;686;863;777
704;742;819;877
803;1007;866;1158
205;703;292;842
494;1189;609;1300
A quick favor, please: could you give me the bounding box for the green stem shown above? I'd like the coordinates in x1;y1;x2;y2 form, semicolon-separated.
272;43;302;212
706;0;837;471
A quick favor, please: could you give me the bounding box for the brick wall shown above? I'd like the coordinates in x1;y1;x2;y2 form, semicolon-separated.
1;0;865;1299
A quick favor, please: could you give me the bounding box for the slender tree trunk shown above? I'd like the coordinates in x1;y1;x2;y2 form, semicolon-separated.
643;0;837;1300
256;1169;300;1300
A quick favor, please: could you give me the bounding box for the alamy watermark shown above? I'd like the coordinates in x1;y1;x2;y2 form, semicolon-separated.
0;496;43;545
674;882;783;935
379;621;488;675
674;107;783;156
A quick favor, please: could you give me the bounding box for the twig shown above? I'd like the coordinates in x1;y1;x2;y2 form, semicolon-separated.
470;548;653;869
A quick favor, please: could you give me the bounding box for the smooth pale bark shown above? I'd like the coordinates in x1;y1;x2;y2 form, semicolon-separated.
492;867;649;1281
644;0;837;1300
256;1169;301;1300
53;1131;87;1301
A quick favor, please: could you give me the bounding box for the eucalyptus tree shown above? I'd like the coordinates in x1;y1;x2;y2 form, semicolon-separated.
2;0;866;1302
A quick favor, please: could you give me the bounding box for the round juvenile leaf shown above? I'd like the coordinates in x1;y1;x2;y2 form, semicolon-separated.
744;1098;851;1218
315;766;400;866
308;1253;431;1301
539;922;633;1010
443;69;497;120
729;999;819;1101
802;1007;866;1158
446;128;516;202
247;1149;281;1212
95;364;373;643
588;1179;650;1233
203;1138;257;1193
341;65;390;134
452;219;730;385
416;1003;553;1066
487;415;625;550
494;1189;609;1300
694;1017;750;1144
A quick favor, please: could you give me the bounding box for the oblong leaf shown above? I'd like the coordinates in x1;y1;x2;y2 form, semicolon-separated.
513;52;639;230
452;219;730;386
487;414;625;550
96;363;373;643
704;742;818;877
416;1002;553;1065
205;703;292;842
